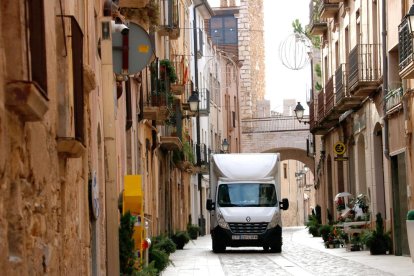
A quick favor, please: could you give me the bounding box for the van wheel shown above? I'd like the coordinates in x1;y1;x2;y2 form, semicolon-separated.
270;244;282;253
212;238;226;253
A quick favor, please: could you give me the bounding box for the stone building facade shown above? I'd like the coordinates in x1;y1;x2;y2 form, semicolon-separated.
1;0;245;274
238;0;266;121
307;0;414;257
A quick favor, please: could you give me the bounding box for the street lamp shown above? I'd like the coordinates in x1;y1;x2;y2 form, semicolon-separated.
222;138;229;153
294;101;310;124
187;90;205;235
406;4;414;34
188;90;199;112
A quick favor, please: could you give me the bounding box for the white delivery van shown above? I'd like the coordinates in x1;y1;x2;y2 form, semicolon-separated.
206;153;289;253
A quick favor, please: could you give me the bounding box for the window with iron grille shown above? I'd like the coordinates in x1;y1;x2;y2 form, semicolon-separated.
399;20;412;70
28;0;47;95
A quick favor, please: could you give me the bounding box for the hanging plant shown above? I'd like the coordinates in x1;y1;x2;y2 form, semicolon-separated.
159;59;178;83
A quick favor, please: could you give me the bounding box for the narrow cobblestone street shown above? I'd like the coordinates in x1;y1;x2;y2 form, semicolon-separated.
162;227;414;276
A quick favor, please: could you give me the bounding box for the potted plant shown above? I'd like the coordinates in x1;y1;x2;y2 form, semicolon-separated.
361;213;392;255
171;230;190;249
187;224;200;240
159;59;178;83
407;209;414;262
318;224;333;243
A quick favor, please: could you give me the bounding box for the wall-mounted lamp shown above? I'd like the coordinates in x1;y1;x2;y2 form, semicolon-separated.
295;166;309;178
188;91;200;112
405;4;414;34
294;102;310;125
222;138;229;153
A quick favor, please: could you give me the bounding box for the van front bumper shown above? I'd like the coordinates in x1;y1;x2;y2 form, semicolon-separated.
211;225;282;248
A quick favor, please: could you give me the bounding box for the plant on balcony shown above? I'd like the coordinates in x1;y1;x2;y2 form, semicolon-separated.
172;141;195;167
165;110;177;126
159;59;178;83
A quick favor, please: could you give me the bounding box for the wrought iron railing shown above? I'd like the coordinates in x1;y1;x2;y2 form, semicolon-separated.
317;91;325;120
241;116;309;133
335;63;348;103
398;19;413;71
348;44;382;90
324;76;335;113
309;98;316;129
385;87;403;112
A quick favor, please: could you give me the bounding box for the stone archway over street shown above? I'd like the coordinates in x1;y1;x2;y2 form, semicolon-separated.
241;116;313;172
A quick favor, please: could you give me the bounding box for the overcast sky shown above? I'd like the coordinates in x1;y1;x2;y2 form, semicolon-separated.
208;0;311;114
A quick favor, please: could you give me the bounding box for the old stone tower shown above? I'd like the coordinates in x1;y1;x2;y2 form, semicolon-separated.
238;0;266;120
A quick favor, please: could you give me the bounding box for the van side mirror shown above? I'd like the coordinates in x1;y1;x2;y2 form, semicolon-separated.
279;198;289;210
206;199;215;211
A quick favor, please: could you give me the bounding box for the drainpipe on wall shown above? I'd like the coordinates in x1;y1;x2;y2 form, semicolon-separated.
101;17;120;274
382;0;390;159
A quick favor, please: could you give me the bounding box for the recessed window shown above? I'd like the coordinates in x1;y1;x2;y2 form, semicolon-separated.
28;0;47;95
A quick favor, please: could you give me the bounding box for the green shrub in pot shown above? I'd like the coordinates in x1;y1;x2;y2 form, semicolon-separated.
407;209;414;262
407;210;414;220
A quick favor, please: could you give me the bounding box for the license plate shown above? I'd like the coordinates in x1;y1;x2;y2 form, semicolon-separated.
232;235;258;240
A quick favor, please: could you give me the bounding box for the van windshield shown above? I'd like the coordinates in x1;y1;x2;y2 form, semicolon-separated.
217;183;277;207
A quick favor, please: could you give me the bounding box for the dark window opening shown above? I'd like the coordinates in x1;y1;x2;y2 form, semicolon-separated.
71;17;84;144
28;0;47;95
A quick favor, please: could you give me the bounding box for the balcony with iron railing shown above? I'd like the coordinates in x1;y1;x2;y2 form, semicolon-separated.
308;87;337;134
142;60;173;124
160;123;183;151
317;90;325;121
348;44;382;98
318;0;340;19
385;86;404;114
308;0;328;36
170;55;188;96
399;18;414;79
318;75;343;130
335;63;361;111
191;143;209;173
159;0;180;39
324;76;335;113
309;97;317;130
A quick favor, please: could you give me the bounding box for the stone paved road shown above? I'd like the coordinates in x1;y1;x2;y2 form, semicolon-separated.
217;228;393;276
162;227;414;276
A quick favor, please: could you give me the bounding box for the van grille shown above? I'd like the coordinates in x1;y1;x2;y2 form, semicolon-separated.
228;222;268;234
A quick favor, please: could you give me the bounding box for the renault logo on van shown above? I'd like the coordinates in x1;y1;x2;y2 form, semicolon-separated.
246;216;251;222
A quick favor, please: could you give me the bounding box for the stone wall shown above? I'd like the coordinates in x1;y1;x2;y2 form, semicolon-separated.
0;1;103;274
238;0;266;120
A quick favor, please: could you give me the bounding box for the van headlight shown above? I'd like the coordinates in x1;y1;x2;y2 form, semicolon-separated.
216;210;230;230
267;212;281;229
